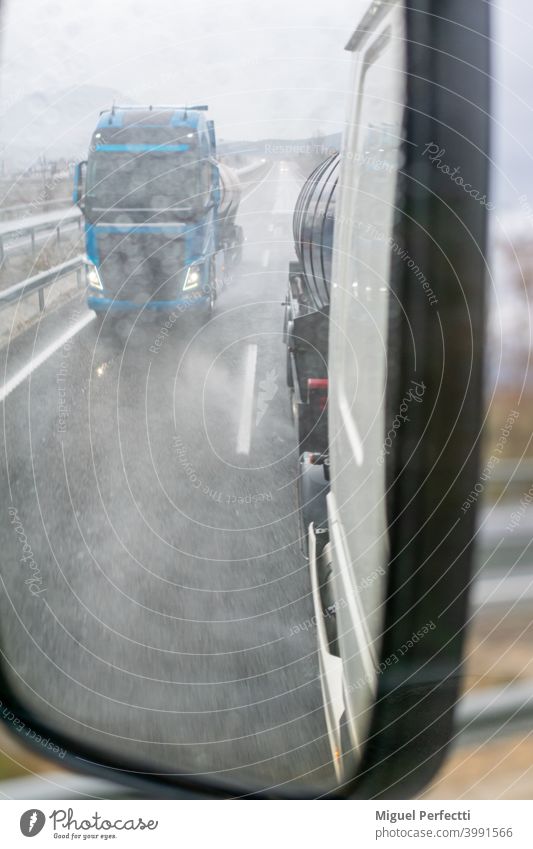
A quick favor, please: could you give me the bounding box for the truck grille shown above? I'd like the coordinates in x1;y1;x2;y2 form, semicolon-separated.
97;230;186;303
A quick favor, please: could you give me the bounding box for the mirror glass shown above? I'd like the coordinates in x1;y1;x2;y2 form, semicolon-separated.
0;0;406;792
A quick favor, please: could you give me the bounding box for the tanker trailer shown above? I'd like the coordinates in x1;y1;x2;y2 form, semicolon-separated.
284;152;339;455
217;161;244;267
282;152;339;556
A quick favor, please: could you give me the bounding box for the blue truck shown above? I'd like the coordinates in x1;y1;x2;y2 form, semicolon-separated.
73;105;242;323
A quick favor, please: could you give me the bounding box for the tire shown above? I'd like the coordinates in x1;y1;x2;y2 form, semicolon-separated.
198;260;216;324
231;225;243;265
286;346;294;390
221;248;231;288
198;292;214;324
285;307;295;389
289;387;299;428
232;241;243;266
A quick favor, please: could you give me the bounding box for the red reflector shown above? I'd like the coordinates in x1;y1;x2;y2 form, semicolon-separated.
307;378;328;391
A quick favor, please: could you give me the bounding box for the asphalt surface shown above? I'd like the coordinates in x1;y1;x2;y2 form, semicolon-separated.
0;162;335;795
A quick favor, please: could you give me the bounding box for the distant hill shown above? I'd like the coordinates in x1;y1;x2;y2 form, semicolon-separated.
0;89;341;174
0;85;133;171
219;133;341;161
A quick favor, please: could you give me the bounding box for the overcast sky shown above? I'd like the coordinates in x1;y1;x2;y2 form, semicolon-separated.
0;0;367;141
490;0;533;206
0;0;531;205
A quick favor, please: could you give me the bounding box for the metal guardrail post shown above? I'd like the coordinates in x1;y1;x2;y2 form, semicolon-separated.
0;208;81;256
0;197;72;221
0;255;85;312
456;682;533;747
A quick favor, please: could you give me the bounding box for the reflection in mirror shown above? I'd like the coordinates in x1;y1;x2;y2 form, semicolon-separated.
0;0;405;793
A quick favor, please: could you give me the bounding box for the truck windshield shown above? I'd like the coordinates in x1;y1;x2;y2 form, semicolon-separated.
86;149;206;219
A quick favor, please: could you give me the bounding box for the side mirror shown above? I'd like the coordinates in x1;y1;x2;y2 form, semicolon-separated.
210;158;221;208
0;0;491;801
206;119;216;153
72;160;87;210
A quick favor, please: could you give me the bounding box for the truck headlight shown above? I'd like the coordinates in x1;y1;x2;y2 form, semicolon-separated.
183;266;201;290
87;266;103;290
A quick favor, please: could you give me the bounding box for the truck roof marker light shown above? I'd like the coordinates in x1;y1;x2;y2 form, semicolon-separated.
95;143;190;153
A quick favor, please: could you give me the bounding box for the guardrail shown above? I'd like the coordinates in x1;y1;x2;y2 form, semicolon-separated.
456;681;533;747
0;770;141;800
0;197;71;221
473;573;533;609
0;208;82;261
489;459;533;484
0;255;85;313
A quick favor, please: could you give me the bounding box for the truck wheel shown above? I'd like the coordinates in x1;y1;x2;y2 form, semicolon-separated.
232;242;243;266
286;347;294;390
198;289;215;324
288;386;299;428
232;226;243;265
199;260;216;324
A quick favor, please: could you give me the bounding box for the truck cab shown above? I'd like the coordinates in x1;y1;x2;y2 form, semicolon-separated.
74;105;221;320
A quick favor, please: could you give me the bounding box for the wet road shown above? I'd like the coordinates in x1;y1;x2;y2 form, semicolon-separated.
0;162;335;795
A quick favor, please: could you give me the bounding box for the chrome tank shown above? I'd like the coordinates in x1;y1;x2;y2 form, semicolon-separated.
292;152;339;310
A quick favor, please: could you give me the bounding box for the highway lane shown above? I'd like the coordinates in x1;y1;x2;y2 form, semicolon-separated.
0;162;336;793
